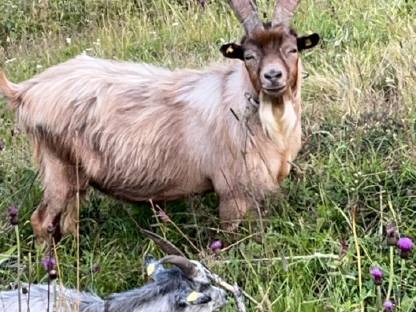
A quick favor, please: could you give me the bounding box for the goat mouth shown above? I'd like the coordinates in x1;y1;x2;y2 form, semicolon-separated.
262;85;286;96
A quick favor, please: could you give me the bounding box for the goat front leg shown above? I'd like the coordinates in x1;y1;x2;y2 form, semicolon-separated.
218;193;249;232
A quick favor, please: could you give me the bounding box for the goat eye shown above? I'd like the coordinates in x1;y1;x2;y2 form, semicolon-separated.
244;54;256;61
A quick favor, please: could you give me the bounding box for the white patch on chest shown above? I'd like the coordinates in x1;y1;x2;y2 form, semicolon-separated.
258;92;298;149
176;74;222;122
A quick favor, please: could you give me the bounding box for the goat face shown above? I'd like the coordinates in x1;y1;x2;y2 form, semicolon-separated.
175;286;227;312
221;26;319;98
177;260;227;311
222;0;320;99
144;256;228;312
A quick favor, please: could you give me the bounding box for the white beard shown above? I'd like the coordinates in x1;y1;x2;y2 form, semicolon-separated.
258;91;298;150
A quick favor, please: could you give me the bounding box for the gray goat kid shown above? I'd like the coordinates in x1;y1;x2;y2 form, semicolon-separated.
0;256;227;312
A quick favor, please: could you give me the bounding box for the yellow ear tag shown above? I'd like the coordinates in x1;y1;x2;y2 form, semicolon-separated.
187;291;203;303
146;263;156;276
305;38;312;47
226;46;234;54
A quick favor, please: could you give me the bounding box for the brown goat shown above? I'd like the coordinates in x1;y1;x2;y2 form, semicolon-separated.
0;0;319;242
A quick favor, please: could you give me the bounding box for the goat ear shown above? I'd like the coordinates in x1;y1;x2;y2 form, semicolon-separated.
186;291;212;305
144;255;158;277
297;33;320;51
220;43;244;60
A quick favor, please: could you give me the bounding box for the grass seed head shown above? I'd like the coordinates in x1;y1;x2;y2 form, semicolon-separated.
157;208;171;223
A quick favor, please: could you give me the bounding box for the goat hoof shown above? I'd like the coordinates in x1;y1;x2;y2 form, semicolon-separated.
31;211;62;243
221;221;240;233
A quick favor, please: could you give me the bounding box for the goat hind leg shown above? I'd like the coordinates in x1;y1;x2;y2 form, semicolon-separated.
31;151;86;242
218;194;249;232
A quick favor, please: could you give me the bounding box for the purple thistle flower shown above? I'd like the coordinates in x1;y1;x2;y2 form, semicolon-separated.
209;240;223;254
386;223;399;246
383;300;395;311
370;266;383;285
7;205;19;226
42;256;56;272
397;237;414;251
397;237;414;259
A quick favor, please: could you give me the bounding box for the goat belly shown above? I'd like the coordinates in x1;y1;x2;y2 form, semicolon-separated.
89;176;213;202
14;55;216;201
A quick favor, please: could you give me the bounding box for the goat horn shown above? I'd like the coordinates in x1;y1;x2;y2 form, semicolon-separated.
141;229;186;257
229;0;263;34
160;255;196;278
272;0;300;27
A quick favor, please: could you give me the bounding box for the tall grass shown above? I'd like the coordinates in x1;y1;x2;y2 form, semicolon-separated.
0;0;415;311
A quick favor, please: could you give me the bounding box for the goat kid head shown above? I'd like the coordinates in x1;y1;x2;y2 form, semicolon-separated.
145;255;227;311
221;0;319;99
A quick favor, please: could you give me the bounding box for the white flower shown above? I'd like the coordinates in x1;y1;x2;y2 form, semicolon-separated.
66;37;72;44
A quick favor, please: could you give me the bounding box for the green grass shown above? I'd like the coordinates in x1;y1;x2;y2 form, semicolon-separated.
1;0;416;311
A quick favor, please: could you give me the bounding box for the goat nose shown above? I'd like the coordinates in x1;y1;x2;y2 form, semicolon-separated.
264;70;282;81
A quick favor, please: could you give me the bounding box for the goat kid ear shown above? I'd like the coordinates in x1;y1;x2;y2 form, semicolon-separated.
144;255;160;277
297;33;320;51
187;291;212;305
220;43;244;60
146;262;156;276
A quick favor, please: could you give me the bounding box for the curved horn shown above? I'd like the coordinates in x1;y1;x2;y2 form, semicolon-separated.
160;255;196;279
141;229;186;257
272;0;300;27
229;0;263;34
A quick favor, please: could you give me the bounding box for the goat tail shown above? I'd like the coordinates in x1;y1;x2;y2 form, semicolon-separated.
0;71;19;106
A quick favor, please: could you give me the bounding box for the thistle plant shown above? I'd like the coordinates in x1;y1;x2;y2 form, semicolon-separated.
369;223;414;311
42;256;58;280
209;240;223;254
8;204;21;312
370;266;383;309
396;237;414;259
370;266;383;286
386;223;399;246
383;300;395;312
